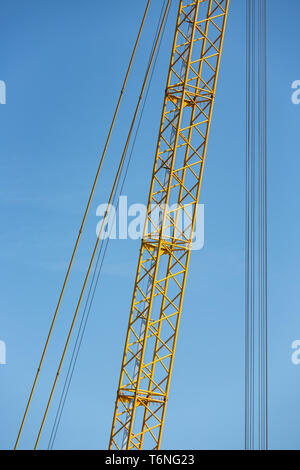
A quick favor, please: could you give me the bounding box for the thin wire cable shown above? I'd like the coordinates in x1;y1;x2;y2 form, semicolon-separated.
245;0;268;450
34;0;171;449
47;0;170;450
251;0;256;448
264;0;268;448
245;0;255;450
14;0;152;451
258;0;261;447
258;0;262;447
258;0;268;450
245;0;250;449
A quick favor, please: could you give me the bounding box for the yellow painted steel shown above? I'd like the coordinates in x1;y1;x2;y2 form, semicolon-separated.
109;0;229;450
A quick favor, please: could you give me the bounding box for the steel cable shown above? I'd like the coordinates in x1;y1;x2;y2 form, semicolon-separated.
245;0;268;450
33;0;171;449
14;0;152;450
47;0;171;450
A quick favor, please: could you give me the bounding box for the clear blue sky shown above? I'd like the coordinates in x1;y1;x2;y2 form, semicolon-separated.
1;0;300;450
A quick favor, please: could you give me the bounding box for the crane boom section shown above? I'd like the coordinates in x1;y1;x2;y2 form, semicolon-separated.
109;0;229;450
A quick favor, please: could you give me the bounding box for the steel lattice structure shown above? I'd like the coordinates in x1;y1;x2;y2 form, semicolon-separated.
110;0;229;450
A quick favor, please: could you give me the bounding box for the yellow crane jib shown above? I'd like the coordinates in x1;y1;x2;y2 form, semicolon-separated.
109;0;229;451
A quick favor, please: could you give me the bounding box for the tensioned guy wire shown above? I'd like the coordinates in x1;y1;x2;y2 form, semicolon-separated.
47;0;171;449
245;0;268;451
258;0;268;451
245;0;255;450
33;0;172;449
14;0;152;450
